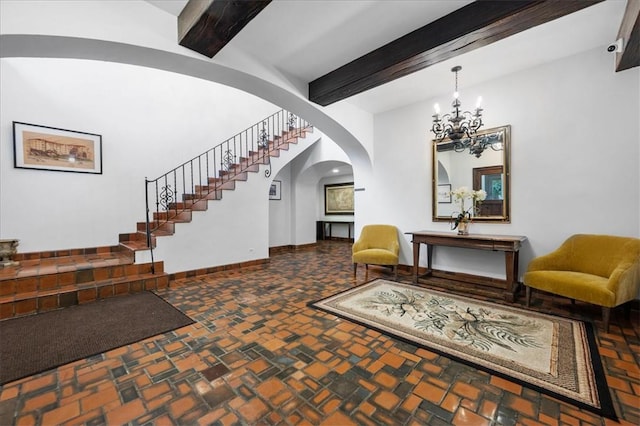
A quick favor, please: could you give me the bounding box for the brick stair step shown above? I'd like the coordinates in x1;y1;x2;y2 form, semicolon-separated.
229;161;260;173
193;186;224;199
182;193;200;201
218;170;248;180
168;199;208;211
119;232;155;248
153;210;192;222
137;220;175;234
248;151;271;164
2;262;163;295
204;191;223;201
0;271;170;320
148;228;173;237
119;232;147;242
208;178;236;190
240;162;260;173
12;246;128;263
240;157;259;171
119;240;152;251
1;252;134;281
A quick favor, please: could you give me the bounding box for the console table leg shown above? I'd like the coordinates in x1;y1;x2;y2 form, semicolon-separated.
412;241;420;283
504;251;518;302
426;245;433;272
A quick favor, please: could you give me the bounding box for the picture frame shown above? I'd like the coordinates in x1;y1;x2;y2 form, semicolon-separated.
13;122;103;174
324;182;354;215
269;180;281;200
437;183;452;203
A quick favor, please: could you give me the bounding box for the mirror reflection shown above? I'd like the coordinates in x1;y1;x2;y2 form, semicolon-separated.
432;125;511;222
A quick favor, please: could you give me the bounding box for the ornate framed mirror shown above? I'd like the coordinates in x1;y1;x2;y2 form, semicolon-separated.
432;125;511;223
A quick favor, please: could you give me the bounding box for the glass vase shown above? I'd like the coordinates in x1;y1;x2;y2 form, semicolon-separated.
457;221;470;235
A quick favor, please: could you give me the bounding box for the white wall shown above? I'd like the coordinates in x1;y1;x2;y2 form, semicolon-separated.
269;166;292;248
151;175;272;272
363;47;639;280
0;58;279;252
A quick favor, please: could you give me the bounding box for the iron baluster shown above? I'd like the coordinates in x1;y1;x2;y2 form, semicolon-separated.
288;112;297;130
198;156;203;197
154;180;160;229
205;150;210;192
263;118;272;177
144;178;155;273
145;177;151;247
189;160;194;201
160;182;174;212
258;120;269;149
222;138;236;173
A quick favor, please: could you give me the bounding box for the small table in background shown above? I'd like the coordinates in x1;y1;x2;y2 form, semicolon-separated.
317;221;354;241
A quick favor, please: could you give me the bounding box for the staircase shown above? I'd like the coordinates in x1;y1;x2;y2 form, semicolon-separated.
119;109;313;255
0;110;313;320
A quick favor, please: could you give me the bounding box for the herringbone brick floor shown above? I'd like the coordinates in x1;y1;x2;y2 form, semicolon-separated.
1;241;638;425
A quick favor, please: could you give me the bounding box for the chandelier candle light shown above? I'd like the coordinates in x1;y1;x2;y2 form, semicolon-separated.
432;66;486;157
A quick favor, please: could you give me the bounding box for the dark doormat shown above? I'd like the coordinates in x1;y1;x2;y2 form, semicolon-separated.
0;291;194;385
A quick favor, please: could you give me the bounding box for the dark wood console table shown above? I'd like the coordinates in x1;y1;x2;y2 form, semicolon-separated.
407;231;527;302
317;221;354;241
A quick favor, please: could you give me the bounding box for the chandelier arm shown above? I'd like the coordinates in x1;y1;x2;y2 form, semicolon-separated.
453;141;467;152
432;114;454;141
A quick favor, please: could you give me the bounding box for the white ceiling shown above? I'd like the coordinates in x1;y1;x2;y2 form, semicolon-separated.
146;0;626;114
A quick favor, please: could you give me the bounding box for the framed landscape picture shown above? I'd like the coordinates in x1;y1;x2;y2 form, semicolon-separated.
324;182;354;215
13;122;103;174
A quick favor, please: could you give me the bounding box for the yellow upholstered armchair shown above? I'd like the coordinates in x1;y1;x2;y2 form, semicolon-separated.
523;234;640;332
352;224;400;280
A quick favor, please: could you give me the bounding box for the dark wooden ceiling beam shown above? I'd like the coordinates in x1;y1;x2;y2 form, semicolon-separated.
309;0;603;106
615;0;640;72
179;0;272;58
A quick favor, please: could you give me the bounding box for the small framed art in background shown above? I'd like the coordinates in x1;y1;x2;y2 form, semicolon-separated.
269;180;281;200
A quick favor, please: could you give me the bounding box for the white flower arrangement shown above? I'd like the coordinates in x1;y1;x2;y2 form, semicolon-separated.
450;186;487;232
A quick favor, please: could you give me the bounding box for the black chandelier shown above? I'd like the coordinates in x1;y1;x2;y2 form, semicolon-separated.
431;66;486;156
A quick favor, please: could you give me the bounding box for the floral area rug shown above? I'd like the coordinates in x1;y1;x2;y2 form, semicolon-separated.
310;279;616;420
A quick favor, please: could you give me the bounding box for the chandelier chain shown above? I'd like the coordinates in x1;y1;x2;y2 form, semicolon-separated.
455;69;458;93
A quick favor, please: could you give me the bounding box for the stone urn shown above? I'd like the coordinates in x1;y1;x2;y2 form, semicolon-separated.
0;239;19;267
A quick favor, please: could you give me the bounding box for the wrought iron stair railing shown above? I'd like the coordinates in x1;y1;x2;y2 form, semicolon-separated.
144;109;312;249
